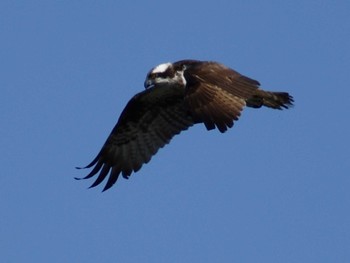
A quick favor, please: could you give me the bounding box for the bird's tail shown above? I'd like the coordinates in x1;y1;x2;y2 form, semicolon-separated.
246;90;294;109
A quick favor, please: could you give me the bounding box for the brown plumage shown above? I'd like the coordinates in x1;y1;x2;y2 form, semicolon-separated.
76;60;293;191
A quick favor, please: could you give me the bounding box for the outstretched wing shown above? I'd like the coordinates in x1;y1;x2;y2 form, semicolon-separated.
180;60;293;133
182;61;259;133
76;86;195;191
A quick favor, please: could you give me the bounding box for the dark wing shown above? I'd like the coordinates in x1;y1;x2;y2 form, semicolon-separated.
182;61;259;133
180;60;293;133
76;86;195;191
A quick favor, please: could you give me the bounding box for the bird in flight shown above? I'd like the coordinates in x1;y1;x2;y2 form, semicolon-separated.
76;59;293;191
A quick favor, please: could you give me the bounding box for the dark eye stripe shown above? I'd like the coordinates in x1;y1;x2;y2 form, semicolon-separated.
154;72;169;78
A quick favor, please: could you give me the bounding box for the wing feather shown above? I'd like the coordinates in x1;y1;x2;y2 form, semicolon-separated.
185;81;246;133
181;60;293;111
103;164;122;191
88;164;111;189
181;61;272;132
77;85;195;191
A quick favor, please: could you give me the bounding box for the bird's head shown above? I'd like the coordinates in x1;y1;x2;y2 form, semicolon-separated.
144;62;187;89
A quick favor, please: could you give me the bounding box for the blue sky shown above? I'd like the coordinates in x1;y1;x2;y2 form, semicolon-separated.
1;1;349;262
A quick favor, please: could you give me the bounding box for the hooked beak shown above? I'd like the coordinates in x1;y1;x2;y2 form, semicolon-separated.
144;79;154;89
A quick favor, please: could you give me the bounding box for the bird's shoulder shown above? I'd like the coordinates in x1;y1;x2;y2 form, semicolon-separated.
114;85;186;129
181;60;259;87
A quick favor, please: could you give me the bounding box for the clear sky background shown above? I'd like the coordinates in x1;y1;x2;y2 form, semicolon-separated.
1;1;349;262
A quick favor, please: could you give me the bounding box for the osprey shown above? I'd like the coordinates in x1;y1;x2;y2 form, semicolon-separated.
76;59;293;191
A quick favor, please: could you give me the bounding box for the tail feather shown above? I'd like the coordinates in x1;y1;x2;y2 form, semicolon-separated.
246;90;294;110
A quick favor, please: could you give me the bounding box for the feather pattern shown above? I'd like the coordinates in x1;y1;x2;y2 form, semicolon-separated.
77;59;293;191
77;85;195;191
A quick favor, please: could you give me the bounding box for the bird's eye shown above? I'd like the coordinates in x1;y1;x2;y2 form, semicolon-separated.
152;72;167;79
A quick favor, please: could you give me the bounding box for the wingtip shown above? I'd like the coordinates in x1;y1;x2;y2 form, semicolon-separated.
102;181;114;192
87;183;108;193
102;186;110;192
